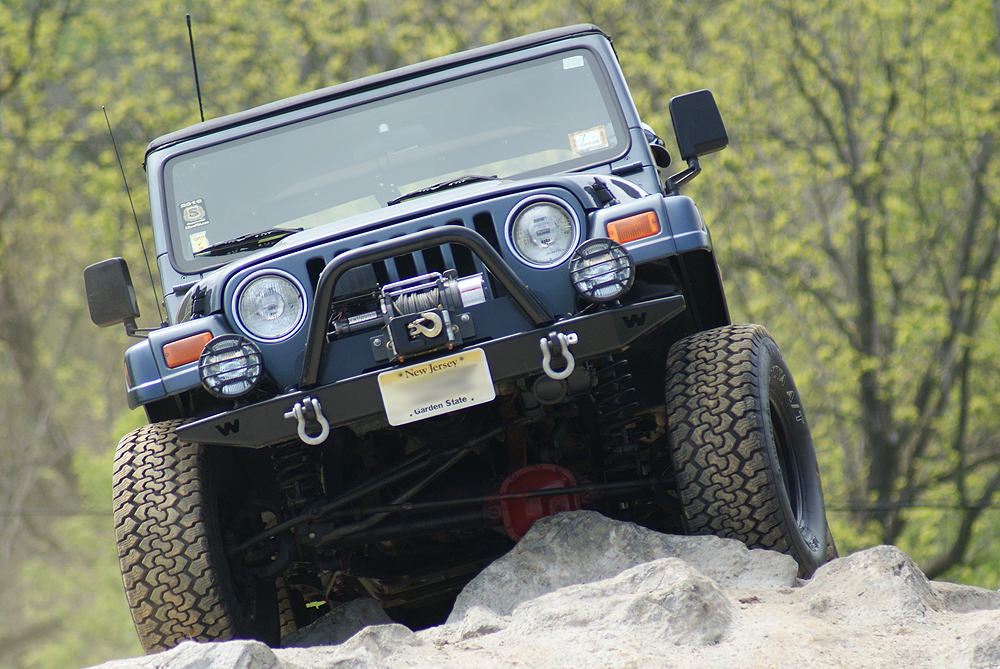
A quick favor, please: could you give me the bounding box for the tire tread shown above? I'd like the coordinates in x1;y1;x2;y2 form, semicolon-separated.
666;324;794;553
113;421;238;652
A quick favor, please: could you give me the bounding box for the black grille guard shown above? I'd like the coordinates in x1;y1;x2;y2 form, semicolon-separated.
300;226;553;389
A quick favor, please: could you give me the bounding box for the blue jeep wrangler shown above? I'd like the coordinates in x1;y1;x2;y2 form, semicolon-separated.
86;24;832;652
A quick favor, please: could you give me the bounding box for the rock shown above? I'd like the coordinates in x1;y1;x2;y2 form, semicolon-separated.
504;558;734;647
449;509;797;621
800;544;945;624
970;624;1000;669
283;598;393;648
932;579;1000;613
279;624;423;669
92;639;282;669
798;544;1000;628
86;511;1000;669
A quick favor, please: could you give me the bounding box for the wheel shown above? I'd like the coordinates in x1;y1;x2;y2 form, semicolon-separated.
113;420;280;652
665;324;829;576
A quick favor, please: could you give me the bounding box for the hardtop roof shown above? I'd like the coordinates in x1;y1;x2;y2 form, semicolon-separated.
145;24;609;160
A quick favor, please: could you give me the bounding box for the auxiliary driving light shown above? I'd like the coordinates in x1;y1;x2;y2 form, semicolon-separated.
568;238;635;303
199;334;263;398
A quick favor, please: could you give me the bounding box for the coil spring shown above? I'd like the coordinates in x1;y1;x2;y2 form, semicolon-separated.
591;356;640;456
273;443;324;511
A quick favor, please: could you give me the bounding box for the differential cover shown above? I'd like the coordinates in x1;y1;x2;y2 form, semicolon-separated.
496;464;583;540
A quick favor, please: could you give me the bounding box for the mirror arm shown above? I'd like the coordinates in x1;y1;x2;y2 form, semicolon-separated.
124;318;158;339
664;157;701;195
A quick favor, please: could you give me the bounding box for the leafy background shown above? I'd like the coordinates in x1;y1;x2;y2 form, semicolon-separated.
1;0;998;667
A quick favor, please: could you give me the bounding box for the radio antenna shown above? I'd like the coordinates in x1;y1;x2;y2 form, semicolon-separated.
103;106;165;327
186;14;205;122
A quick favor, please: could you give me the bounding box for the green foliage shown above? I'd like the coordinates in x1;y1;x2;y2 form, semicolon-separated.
688;0;1000;580
16;446;143;669
1;1;998;666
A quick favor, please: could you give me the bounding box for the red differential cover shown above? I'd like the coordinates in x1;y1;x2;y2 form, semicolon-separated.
496;464;582;540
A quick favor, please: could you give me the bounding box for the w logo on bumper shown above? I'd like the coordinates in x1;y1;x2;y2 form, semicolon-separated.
215;419;240;436
621;312;647;328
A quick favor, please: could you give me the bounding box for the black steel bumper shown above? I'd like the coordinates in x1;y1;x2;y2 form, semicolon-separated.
177;294;685;448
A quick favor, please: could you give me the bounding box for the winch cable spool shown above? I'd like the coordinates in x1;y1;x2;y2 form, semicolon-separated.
383;271;481;317
391;283;442;315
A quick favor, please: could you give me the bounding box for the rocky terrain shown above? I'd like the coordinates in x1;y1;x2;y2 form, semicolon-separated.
91;511;1000;669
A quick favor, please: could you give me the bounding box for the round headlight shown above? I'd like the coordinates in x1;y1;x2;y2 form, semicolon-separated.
569;238;635;303
235;272;305;340
507;198;579;268
199;335;263;398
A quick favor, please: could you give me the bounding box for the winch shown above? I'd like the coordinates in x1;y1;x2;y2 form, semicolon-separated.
327;269;487;363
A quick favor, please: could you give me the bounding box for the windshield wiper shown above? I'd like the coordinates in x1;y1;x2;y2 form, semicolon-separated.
194;227;303;257
387;175;497;206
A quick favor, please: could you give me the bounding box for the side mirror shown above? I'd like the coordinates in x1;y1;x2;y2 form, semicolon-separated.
84;258;141;329
669;90;729;162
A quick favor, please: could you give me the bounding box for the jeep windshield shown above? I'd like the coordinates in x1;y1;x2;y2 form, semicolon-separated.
163;49;627;273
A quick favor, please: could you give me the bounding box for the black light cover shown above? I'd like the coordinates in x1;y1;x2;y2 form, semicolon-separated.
568;239;635;303
198;334;263;398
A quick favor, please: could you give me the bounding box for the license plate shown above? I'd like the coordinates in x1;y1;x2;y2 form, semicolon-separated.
378;348;495;426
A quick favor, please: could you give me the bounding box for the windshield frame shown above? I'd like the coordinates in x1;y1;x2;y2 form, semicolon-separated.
151;39;630;275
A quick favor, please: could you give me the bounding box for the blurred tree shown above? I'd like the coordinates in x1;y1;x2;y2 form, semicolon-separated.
685;0;1000;578
0;0;93;660
2;1;999;667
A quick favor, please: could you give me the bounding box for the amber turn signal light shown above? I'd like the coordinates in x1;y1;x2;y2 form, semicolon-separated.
163;331;213;369
606;211;660;244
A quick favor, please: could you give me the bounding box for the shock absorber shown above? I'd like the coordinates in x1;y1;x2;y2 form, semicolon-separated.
591;355;640;474
273;442;325;512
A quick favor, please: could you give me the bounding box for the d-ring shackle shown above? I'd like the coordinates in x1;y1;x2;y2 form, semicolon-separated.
284;396;330;446
540;331;578;380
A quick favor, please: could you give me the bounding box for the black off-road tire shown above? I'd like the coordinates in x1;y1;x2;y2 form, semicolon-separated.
113;421;280;652
665;324;830;576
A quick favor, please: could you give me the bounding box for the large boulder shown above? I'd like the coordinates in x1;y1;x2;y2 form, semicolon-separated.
89;511;1000;669
448;509;797;620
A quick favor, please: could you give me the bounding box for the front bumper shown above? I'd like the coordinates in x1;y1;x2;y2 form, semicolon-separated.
177;294;685;448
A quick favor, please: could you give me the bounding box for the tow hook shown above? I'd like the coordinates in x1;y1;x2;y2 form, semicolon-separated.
284;396;330;445
407;311;444;338
540;331;578;380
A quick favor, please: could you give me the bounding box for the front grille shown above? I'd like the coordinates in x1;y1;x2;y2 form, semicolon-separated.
368;217;495;284
318;213;504;342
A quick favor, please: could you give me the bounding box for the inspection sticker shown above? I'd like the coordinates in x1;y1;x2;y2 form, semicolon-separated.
378;348;495;426
180;198;210;229
189;231;210;254
569;125;609;152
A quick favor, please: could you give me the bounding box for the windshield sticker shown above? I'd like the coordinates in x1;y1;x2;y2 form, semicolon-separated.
569;126;609;153
562;55;585;70
189;231;210;255
180;198;210;230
